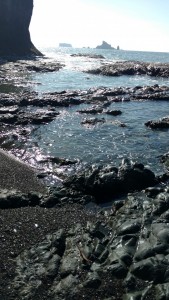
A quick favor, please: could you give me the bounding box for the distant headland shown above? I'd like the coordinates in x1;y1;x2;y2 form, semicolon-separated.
59;43;72;47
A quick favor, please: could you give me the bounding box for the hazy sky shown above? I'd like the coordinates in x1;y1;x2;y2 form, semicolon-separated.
30;0;169;52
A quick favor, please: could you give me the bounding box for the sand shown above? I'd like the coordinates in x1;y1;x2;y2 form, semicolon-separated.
0;149;46;194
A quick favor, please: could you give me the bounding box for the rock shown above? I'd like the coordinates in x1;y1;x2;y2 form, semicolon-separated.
64;159;157;202
83;272;101;288
85;61;169;78
81;117;105;126
71;53;105;59
145;116;169;129
0;189;41;208
96;41;115;50
10;187;169;298
78;105;103;114
160;152;169;169
0;0;42;56
105;109;122;116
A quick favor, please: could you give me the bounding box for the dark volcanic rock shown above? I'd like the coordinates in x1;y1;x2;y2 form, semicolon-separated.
85;61;169;78
81;117;106;126
10;187;169;299
160;152;169;170
63;159;157;202
145;116;169;129
0;0;42;56
105;109;122;116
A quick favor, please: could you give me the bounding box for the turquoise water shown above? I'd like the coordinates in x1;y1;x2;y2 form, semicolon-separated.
29;48;169;174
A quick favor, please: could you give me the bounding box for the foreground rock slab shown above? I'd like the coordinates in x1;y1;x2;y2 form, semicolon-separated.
10;186;169;299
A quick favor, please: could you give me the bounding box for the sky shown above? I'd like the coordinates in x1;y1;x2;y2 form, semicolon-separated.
30;0;169;52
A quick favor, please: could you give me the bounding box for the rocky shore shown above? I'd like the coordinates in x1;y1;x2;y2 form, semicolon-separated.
1;58;169;299
85;61;169;78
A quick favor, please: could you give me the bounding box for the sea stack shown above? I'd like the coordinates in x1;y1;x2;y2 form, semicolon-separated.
0;0;42;56
96;41;115;50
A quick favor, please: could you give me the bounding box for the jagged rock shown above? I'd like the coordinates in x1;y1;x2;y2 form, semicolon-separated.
63;159;157;202
145;116;169;129
85;61;169;78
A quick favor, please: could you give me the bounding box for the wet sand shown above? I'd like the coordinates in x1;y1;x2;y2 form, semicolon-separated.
0;149;46;194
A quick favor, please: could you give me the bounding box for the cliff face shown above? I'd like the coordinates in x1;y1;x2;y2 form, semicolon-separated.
0;0;41;56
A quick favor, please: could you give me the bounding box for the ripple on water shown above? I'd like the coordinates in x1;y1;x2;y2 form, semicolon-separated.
29;100;169;175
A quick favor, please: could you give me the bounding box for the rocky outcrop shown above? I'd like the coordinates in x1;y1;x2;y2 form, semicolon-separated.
85;61;169;78
96;41;115;50
145;116;169;129
0;0;42;56
10;186;169;300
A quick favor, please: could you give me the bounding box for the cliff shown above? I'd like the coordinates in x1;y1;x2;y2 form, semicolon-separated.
0;0;42;56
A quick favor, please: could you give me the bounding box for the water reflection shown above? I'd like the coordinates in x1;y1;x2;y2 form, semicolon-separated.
30;100;169;175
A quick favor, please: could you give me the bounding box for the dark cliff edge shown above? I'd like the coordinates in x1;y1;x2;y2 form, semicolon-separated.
0;0;42;57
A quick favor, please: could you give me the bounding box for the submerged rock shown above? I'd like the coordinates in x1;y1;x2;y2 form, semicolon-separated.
71;53;105;59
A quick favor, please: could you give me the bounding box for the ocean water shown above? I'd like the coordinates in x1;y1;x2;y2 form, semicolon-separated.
28;47;169;175
31;47;169;92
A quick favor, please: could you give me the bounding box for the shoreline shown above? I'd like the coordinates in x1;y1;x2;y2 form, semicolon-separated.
0;148;46;194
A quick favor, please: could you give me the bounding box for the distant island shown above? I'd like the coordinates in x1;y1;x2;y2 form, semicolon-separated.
96;41;115;50
59;43;72;47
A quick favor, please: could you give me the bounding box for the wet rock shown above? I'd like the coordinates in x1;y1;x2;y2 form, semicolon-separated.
83;272;101;288
81;117;105;126
161;152;169;169
77;105;103;114
0;189;41;208
64;159;157;202
105;109;122;116
13;229;65;299
10;187;169;298
0;113;17;124
0;108;59;125
85;61;169;78
51;274;79;299
0;105;18;114
130;255;169;283
71;53;105;59
91;93;108;101
145;116;169;129
155;283;169;300
111;120;127;127
145;186;165;198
